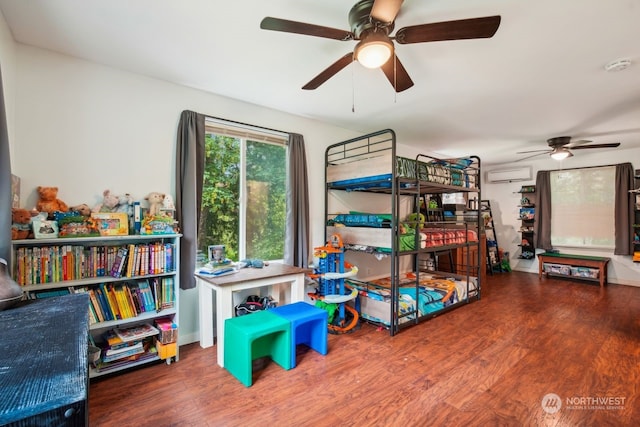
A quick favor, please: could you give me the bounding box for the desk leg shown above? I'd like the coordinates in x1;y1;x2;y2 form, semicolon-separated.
538;257;544;280
198;280;214;349
292;273;306;302
216;287;234;368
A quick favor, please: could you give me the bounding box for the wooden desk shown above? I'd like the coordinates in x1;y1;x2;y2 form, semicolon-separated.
538;253;610;287
0;294;89;426
196;263;310;367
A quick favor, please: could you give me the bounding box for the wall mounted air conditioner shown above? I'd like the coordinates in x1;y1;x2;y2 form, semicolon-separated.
485;166;532;183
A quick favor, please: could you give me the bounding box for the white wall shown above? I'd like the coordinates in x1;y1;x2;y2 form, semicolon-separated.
10;44;361;344
483;147;640;287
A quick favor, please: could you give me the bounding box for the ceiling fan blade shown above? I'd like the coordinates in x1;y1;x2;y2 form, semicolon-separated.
570;143;621;150
395;15;501;44
260;17;354;41
371;0;404;24
516;149;552;154
565;139;592;148
302;53;354;90
515;152;549;162
380;54;414;92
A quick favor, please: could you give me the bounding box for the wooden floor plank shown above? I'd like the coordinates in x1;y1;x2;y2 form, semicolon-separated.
89;271;640;426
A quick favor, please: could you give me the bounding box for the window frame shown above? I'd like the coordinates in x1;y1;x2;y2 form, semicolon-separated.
202;118;288;261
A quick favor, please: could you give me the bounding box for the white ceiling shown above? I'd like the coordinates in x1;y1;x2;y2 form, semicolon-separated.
1;0;639;165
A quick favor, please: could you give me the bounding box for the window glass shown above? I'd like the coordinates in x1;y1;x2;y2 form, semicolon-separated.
550;166;615;248
199;125;287;262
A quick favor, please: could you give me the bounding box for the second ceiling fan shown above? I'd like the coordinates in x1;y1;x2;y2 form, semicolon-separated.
517;136;621;161
260;0;501;92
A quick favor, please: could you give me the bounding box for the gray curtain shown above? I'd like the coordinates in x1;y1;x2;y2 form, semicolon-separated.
534;170;552;251
614;162;634;255
283;133;309;267
0;66;11;262
175;110;205;290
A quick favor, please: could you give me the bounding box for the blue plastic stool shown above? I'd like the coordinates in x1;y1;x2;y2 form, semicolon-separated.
269;301;328;368
224;310;292;387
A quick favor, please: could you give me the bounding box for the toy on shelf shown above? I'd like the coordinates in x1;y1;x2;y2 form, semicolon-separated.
145;192;165;217
11;208;33;240
307;233;359;334
36;186;69;219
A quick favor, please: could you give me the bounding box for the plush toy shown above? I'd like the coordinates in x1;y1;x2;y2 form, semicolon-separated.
145;192;165;217
162;194;176;211
36;186;69;218
92;189;120;213
69;204;92;217
11;208;33;240
115;193;134;216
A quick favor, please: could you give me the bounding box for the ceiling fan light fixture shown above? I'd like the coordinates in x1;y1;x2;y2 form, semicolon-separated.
550;148;572;161
355;33;393;69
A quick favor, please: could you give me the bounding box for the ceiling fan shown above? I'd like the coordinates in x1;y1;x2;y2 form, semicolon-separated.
517;136;622;161
260;0;501;92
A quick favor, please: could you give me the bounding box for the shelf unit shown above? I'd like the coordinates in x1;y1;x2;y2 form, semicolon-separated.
324;129;481;336
11;233;181;378
481;200;502;273
633;171;640;262
634;202;640;262
517;185;536;260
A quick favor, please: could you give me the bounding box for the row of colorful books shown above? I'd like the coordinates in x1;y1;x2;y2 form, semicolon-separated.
27;278;175;325
109;242;175;278
13;242;176;286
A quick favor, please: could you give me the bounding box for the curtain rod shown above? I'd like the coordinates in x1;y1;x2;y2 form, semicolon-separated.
205;115;289;138
542;162;631;173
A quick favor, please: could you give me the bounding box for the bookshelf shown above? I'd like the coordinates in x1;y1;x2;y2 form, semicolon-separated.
10;233;181;378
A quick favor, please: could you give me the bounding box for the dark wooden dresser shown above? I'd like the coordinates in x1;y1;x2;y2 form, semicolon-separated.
0;293;89;426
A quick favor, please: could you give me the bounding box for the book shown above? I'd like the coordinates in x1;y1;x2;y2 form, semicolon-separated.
110;246;129;278
88;289;105;322
100;283;120;320
139;279;156;312
105;340;143;357
114;285;131;319
133;201;142;234
114;323;159;342
102;341;144;363
94;287;113;321
125;244;136;277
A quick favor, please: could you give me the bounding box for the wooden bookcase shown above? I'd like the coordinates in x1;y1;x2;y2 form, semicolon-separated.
10;233;181;378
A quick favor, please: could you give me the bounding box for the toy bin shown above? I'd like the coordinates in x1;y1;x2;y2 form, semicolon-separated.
543;263;570;275
155;318;178;344
570;267;599;278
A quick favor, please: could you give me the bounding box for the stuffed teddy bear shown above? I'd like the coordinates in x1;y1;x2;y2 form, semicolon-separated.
145;192;165;216
92;189;120;213
36;186;69;218
11;208;33;240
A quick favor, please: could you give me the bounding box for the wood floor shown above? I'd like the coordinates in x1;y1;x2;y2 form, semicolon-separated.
89;271;640;426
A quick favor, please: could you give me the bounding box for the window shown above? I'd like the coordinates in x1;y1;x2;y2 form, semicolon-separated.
198;119;287;262
550;166;615;248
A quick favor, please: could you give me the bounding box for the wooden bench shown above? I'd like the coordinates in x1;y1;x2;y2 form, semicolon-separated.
538;252;610;287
